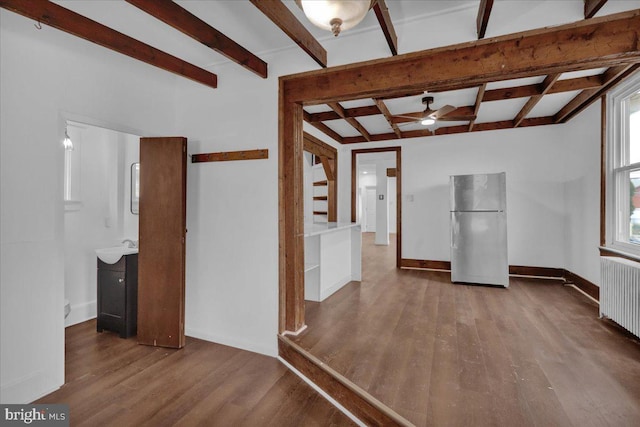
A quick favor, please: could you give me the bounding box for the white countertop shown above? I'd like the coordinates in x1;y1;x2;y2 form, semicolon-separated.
304;222;360;237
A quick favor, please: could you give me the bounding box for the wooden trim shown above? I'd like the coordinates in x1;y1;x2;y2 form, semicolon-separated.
386;168;396;177
249;0;327;68
564;269;600;301
313;196;328;201
509;265;564;278
125;0;267;78
401;259;567;280
585;0;608;19
476;0;494;39
373;0;398;56
351;147;402;268
313;180;328;186
191;149;268;163
0;0;218;89
278;336;413;427
601;95;607;246
313;211;328;215
400;258;451;271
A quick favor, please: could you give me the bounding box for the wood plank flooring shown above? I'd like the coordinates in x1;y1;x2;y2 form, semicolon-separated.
36;321;356;426
292;233;640;426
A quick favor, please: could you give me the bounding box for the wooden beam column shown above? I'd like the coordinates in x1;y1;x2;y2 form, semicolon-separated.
279;81;305;334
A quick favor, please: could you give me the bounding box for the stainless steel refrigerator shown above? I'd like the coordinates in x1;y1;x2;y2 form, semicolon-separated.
450;172;508;287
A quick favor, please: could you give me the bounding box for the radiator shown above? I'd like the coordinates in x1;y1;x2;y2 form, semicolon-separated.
600;256;640;338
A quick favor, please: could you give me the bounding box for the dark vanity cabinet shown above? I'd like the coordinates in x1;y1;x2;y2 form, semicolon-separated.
97;254;138;338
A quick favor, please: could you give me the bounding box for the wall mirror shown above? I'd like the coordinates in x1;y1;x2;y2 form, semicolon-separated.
131;162;140;214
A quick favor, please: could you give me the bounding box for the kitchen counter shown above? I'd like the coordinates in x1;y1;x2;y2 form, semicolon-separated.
304;222;361;302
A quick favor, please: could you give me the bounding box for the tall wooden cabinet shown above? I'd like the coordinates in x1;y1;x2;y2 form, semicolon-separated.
138;137;187;349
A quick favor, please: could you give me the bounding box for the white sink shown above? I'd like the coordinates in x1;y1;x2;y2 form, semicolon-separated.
96;246;138;264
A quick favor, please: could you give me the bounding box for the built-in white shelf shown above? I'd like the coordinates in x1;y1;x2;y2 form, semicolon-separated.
304;222;362;302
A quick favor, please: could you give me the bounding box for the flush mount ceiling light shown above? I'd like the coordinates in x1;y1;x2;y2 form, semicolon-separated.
295;0;374;37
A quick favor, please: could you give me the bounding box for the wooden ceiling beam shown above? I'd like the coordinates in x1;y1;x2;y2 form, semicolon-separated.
0;0;217;88
585;0;608;19
249;0;327;68
373;0;398;55
303;111;344;143
391;105;476;124
282;10;640;104
327;102;372;141
476;0;494;39
303;132;337;159
374;99;402;138
341;116;555;144
125;0;267;78
483;75;604;102
554;64;639;123
468;84;486;131
513;73;561;127
306;105;381;122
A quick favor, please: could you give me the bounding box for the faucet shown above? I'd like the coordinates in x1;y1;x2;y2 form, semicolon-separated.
122;239;137;248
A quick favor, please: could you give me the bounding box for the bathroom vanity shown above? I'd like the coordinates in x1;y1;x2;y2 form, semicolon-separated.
97;253;138;338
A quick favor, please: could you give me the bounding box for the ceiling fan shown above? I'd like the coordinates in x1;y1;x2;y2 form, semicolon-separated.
392;96;473;126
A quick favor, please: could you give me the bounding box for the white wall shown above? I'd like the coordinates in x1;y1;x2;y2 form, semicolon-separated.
375;163;390;245
1;11;177;403
562;103;602;285
399;125;568;267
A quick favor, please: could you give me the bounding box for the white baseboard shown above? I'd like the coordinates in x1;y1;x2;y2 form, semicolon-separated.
65;300;96;328
0;370;61;404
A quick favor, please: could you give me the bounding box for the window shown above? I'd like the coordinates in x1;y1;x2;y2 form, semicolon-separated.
607;72;640;254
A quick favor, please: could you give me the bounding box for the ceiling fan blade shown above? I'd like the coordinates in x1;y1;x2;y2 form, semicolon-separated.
431;105;456;119
390;111;426;124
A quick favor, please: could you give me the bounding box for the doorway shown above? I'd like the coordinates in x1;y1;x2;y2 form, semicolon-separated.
351;147;402;267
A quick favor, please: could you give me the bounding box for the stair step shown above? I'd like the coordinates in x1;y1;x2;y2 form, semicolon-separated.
313;211;328;215
313;181;328;186
313;196;328;201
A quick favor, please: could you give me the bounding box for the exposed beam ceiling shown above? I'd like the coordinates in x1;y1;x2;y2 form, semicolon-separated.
285;10;640;103
327;102;372;141
477;0;494;39
513;73;560;127
249;0;327;68
296;10;640;144
585;0;609;19
0;0;218;88
125;0;267;78
373;0;398;55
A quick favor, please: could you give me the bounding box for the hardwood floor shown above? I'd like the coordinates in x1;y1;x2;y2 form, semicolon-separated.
292;232;640;426
36;321;355;426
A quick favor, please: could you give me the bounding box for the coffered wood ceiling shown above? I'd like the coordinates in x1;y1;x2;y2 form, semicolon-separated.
1;1;638;144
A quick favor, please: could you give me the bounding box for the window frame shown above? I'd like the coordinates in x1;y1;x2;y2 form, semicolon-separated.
606;71;640;256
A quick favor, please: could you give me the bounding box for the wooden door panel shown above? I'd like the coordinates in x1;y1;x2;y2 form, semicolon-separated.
138;137;187;348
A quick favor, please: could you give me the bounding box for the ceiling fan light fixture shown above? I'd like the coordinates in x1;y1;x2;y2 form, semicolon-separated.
421;117;436;126
296;0;373;37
